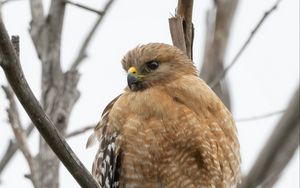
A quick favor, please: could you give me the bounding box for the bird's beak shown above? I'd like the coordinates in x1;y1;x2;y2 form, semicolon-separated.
127;66;141;87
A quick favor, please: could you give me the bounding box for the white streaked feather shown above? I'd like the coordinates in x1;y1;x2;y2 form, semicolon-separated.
86;132;97;148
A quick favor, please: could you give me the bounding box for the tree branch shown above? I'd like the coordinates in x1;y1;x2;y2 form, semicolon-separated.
240;86;299;188
169;0;194;59
2;85;39;187
0;123;34;176
29;0;45;59
236;109;285;122
0;35;35;179
66;125;95;139
209;0;283;89
0;19;99;188
70;0;115;71
64;0;104;15
1;0;23;5
199;0;238;110
0;122;95;177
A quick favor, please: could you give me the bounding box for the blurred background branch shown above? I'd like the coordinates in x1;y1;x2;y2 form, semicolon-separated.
209;0;283;89
200;0;239;110
240;87;299;188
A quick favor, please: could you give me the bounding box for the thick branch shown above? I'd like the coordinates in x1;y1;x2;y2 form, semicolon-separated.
240;87;299;188
0;122;92;177
169;0;194;59
70;0;115;71
30;1;71;187
209;0;282;88
29;0;45;58
200;0;239;110
0;36;38;185
0;20;99;188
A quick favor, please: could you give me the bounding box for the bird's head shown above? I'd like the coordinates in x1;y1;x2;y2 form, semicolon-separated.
122;43;197;91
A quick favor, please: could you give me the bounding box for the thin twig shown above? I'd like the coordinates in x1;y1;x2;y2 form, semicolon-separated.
1;85;39;187
66;125;95;138
209;0;283;88
236;109;285;122
0;123;34;176
70;0;115;71
64;0;104;15
1;0;23;5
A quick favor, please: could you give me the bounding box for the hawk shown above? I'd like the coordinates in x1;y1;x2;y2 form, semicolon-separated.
87;43;241;188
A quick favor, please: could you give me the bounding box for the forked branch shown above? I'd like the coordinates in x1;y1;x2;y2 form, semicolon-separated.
0;18;99;188
209;0;283;88
2;85;39;187
70;0;115;71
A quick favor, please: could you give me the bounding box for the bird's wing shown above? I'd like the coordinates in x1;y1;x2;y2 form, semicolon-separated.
88;95;122;188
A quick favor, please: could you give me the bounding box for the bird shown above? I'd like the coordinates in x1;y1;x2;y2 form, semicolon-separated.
87;43;241;188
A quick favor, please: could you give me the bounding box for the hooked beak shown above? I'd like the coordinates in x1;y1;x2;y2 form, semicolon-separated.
127;67;142;89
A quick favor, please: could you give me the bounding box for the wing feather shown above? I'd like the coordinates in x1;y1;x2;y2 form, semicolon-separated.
89;95;122;188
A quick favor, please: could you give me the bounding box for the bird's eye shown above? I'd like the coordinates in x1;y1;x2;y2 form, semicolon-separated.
146;61;159;70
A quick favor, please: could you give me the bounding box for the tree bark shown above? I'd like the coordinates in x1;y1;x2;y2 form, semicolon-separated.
0;18;100;188
28;0;76;187
200;0;239;110
169;0;194;59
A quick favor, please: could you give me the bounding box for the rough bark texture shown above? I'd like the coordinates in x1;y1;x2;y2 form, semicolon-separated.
200;0;239;110
29;1;78;187
169;0;194;59
0;0;115;186
0;18;100;188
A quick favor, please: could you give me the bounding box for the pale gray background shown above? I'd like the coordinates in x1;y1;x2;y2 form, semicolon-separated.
0;0;299;187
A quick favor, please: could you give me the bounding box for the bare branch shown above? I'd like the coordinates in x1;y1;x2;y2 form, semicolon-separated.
0;123;94;176
240;86;299;188
0;123;92;177
70;0;115;71
209;0;283;88
66;125;95;138
1;35;38;186
200;0;239;110
169;0;194;59
1;85;39;187
0;18;100;188
0;124;34;175
29;0;44;23
0;35;33;177
1;0;23;5
29;0;44;51
64;0;104;15
236;110;285;122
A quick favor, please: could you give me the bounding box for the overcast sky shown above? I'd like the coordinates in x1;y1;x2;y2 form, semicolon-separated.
0;0;299;187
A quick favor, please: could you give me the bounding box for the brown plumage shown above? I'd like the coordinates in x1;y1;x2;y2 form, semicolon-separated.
87;43;241;188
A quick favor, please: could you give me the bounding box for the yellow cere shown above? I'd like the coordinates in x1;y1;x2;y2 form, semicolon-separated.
128;67;138;75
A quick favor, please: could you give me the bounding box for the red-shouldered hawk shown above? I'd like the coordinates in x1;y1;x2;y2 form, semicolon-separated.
87;43;241;188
